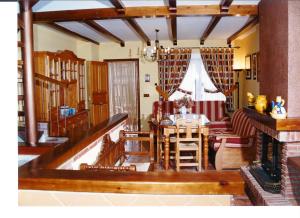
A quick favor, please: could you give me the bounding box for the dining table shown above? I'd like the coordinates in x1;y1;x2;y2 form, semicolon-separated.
159;114;210;170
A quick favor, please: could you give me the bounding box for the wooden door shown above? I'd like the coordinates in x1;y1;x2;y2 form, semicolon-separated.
87;61;109;126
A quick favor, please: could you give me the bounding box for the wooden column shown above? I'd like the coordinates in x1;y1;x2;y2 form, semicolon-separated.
22;0;38;146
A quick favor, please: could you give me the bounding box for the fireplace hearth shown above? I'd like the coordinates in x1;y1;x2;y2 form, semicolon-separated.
242;108;300;205
249;133;281;193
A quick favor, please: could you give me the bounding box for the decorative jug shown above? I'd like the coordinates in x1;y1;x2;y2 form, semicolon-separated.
255;95;267;113
270;96;287;119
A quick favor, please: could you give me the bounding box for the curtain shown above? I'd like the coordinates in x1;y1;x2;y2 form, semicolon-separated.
158;48;192;97
200;48;234;111
108;61;139;131
169;51;225;102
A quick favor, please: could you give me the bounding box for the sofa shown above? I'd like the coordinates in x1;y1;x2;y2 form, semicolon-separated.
209;109;257;170
151;100;228;122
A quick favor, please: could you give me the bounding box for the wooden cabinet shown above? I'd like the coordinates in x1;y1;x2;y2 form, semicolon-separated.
50;110;88;139
87;61;109;126
34;50;88;137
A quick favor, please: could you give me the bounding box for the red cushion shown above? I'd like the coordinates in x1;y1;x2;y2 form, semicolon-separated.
208;121;232;129
210;135;252;151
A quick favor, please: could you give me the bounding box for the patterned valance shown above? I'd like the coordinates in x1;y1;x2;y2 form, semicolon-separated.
158;48;192;97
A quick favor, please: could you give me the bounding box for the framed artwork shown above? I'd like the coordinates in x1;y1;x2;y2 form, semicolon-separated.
245;55;251;80
252;53;257;80
245;55;251;70
245;55;252;80
246;70;252;80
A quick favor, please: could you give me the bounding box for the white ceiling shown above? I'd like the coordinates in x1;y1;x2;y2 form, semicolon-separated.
209;16;251;39
33;0;260;44
177;16;212;40
95;19;141;41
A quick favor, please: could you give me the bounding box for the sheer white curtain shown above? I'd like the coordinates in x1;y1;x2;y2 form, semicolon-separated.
169;50;226;101
108;61;139;131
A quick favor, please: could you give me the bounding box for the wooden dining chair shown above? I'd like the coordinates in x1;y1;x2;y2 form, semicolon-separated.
175;118;202;172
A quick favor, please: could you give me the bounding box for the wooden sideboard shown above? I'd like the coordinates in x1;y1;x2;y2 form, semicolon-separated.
50;109;88;137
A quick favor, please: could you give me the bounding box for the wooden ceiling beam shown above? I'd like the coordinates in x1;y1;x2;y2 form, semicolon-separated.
200;16;221;45
33;5;258;23
84;20;125;47
109;0;150;46
169;0;177;12
46;23;99;45
109;0;125;14
200;0;234;45
227;16;259;45
109;0;125;9
125;18;151;46
168;0;177;45
170;16;177;45
220;0;233;13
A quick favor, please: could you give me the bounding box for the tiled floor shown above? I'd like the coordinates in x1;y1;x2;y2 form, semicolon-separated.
19;190;233;206
231;195;253;206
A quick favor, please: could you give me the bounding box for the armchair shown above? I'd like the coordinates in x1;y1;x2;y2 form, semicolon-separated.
209;109;256;170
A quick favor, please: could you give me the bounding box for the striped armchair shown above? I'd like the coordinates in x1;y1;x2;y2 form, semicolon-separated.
209;109;257;170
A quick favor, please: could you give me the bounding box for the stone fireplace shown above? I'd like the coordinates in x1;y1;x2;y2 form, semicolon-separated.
241;108;300;205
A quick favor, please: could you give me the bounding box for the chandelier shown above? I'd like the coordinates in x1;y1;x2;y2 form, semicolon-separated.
142;29;160;62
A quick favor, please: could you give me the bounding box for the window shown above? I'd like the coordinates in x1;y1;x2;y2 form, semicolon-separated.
169;51;226;102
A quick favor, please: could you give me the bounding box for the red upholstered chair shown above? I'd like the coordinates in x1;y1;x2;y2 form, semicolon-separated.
209;109;257;170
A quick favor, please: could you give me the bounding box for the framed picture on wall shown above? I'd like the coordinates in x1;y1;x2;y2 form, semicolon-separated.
245;55;252;80
246;70;252;80
252;53;257;80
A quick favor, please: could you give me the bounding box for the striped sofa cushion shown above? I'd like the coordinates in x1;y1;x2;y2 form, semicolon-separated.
231;109;256;137
152;100;226;122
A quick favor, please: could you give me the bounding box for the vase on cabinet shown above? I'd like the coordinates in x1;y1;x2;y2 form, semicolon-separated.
255;95;267;113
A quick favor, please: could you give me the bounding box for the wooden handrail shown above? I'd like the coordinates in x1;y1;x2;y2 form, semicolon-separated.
34;73;77;87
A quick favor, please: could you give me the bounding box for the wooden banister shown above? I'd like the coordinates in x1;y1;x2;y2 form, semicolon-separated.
34;73;77;87
94;134;126;166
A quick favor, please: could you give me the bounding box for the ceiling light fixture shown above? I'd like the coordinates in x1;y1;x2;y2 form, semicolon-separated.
142;29;171;62
142;29;160;62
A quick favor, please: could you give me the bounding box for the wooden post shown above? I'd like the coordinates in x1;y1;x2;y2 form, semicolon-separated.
22;0;38;146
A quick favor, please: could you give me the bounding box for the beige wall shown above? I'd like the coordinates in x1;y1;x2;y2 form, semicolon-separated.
233;25;260;108
33;24;99;61
98;39;227;130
